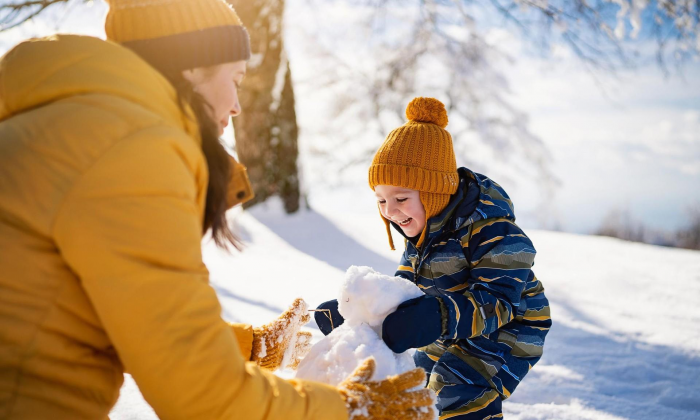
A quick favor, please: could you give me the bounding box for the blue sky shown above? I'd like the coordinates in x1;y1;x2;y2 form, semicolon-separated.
498;35;700;233
1;0;698;235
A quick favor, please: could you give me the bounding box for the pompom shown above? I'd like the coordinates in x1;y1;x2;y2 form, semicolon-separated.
405;97;448;128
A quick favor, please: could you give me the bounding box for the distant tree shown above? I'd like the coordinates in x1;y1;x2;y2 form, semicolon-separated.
594;207;700;250
676;206;700;250
477;0;699;74
228;0;301;213
595;209;649;243
0;0;80;31
295;0;699;195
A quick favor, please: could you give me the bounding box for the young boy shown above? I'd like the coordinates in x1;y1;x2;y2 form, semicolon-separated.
315;97;551;419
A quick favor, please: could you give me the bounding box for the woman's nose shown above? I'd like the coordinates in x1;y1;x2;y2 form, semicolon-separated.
230;101;241;117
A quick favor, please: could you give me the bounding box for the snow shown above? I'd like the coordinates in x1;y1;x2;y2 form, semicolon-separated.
337;265;423;329
257;337;267;359
295;266;421;385
276;298;309;370
296;322;415;385
110;198;700;420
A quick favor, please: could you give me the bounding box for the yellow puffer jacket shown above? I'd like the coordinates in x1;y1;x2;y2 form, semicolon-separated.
0;35;347;420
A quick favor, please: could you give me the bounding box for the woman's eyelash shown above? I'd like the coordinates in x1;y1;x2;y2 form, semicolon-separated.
396;198;407;202
378;200;386;204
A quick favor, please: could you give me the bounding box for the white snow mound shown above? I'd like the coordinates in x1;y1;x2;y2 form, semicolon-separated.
338;265;424;328
296;265;423;385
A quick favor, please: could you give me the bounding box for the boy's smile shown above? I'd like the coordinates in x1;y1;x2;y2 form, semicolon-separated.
374;185;426;238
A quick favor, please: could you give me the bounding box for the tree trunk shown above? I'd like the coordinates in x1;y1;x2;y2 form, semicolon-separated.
228;0;300;213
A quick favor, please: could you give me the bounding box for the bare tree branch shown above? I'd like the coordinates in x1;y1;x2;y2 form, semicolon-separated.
0;0;85;32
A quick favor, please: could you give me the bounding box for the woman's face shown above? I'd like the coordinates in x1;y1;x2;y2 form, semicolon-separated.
183;61;247;136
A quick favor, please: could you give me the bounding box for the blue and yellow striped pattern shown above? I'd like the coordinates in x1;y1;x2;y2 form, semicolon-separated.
392;168;551;418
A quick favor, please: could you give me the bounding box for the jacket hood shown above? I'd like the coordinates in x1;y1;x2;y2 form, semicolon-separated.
394;167;516;244
454;167;516;225
0;34;196;137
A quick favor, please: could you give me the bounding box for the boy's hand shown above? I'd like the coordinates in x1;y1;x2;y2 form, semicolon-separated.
313;299;345;335
382;295;444;353
252;298;312;370
337;357;436;420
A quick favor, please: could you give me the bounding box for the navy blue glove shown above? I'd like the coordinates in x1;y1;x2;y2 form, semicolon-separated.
314;299;345;336
382;295;443;354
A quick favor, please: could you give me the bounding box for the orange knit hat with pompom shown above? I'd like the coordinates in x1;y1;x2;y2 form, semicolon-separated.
368;97;458;250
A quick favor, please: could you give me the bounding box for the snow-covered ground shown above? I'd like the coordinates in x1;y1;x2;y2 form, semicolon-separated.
111;200;700;420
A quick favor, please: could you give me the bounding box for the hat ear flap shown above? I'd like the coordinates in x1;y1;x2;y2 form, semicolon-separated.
417;191;451;249
416;192;431;249
377;205;395;251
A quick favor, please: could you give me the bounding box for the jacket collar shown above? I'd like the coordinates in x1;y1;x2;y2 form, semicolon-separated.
394;167;516;250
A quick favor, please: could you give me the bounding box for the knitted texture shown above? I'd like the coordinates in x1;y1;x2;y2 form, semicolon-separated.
337;358;437;420
368;97;458;250
251;298;313;370
106;0;242;42
105;0;250;71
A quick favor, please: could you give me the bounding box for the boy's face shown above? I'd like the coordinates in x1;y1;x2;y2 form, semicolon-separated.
375;185;426;238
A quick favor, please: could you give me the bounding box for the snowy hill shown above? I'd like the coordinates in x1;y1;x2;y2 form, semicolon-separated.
111;201;700;420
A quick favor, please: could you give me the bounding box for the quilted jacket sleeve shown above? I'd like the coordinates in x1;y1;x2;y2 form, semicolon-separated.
439;218;535;340
53;127;347;420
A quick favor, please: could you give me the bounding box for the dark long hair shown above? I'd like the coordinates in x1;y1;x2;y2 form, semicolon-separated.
161;70;242;250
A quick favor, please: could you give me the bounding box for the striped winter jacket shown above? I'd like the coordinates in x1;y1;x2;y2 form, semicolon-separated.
394;167;551;400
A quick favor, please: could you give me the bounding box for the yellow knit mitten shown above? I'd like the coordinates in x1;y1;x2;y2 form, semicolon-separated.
337;358;437;420
251;298;312;370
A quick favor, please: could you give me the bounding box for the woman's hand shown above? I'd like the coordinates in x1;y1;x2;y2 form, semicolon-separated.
337;358;436;420
381;295;444;353
252;298;312;370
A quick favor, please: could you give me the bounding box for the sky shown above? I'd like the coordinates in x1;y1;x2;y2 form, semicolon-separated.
1;0;698;236
496;32;700;234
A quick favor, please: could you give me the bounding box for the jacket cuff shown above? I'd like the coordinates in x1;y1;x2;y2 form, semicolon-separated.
435;296;449;337
287;379;349;420
226;155;254;209
229;323;254;360
437;294;470;340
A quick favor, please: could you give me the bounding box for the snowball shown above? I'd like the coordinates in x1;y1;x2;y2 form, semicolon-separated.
338;265;423;328
296;266;423;385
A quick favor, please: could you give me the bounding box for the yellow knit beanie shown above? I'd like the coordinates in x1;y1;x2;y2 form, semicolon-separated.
368;97;458;250
105;0;250;71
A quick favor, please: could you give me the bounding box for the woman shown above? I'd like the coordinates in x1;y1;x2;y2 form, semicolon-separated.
0;0;435;419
